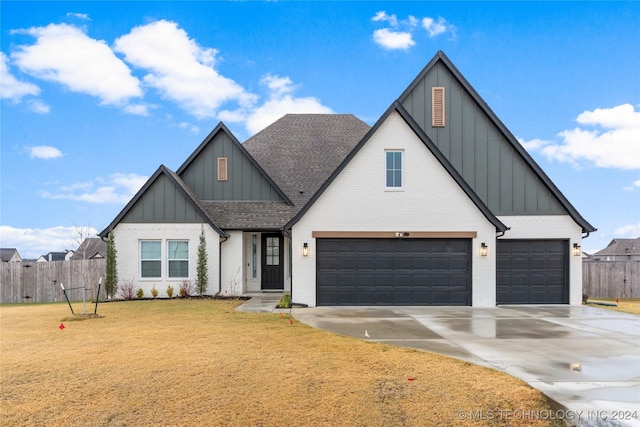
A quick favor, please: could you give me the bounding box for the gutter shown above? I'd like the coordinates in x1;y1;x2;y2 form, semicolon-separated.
216;233;229;297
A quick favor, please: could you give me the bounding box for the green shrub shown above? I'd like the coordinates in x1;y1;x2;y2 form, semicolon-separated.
166;285;174;298
277;294;291;308
136;288;144;299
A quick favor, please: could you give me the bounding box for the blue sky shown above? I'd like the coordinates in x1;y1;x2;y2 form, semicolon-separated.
1;1;639;258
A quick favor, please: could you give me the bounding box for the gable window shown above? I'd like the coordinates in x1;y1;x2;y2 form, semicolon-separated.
168;240;189;278
217;157;228;181
385;150;403;189
140;240;161;278
432;87;446;127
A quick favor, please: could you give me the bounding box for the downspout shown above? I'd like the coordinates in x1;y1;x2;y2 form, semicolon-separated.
217;233;229;297
496;227;510;239
281;228;292;302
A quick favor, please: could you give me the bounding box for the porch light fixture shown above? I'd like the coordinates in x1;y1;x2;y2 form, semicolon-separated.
480;242;488;257
573;243;581;257
302;243;309;257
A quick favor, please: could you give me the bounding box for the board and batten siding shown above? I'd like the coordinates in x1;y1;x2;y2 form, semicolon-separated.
179;130;283;202
121;173;205;223
401;61;567;217
497;215;584;305
114;223;220;297
291;111;497;307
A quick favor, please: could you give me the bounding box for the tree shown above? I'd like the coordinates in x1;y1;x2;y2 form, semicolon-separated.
105;231;118;299
196;226;208;295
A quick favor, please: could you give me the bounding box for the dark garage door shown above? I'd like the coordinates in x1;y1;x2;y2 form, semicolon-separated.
497;240;568;304
316;238;471;306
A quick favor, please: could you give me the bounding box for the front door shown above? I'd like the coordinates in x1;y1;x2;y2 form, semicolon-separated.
261;233;284;290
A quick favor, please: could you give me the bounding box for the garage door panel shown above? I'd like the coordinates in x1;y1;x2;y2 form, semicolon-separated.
317;238;471;306
497;239;568;304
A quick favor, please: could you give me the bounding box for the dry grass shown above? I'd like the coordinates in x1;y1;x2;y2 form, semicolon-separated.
586;298;640;315
1;300;557;426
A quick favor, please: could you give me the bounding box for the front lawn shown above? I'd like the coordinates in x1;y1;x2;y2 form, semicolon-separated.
1;300;556;426
586;298;640;315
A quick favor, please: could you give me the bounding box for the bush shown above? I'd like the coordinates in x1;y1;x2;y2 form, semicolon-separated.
179;280;194;297
277;294;291;308
151;285;158;298
119;279;136;300
136;288;144;299
166;285;174;298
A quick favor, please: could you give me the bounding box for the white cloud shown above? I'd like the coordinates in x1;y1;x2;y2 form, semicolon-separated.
11;23;142;105
541;104;640;170
27;99;50;114
41;173;147;204
422;17;449;37
0;225;98;259
66;12;90;20
225;74;333;135
373;28;415;50
518;137;552;151
114;20;257;119
0;52;40;101
371;12;454;50
613;222;640;237
28;145;63;159
178;122;200;134
372;11;398;27
123;103;150;116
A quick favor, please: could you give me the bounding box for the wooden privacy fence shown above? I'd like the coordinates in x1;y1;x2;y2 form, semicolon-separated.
0;259;106;304
583;261;640;299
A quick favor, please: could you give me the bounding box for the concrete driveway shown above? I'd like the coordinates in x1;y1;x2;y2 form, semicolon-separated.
293;305;640;427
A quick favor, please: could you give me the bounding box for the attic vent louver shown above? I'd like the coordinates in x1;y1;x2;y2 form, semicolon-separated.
217;157;228;181
432;87;446;127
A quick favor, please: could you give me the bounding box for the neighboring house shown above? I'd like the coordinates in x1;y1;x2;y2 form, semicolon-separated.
71;238;107;260
100;51;595;306
0;248;22;263
37;250;74;262
592;238;640;261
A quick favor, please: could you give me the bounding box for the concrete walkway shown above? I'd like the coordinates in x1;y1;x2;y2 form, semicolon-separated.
235;292;285;313
291;305;640;427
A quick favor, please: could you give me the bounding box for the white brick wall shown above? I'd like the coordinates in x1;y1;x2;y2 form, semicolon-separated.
291;111;497;307
113;223;220;297
221;231;243;296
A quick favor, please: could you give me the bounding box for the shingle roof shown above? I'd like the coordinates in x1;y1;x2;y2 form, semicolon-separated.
70;238;107;260
0;248;20;262
201;201;298;230
594;237;640;256
242;114;370;208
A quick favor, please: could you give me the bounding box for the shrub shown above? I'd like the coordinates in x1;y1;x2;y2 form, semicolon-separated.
179;280;194;297
151;285;158;298
277;294;291;308
196;226;208;295
119;279;136;300
166;285;174;298
136;288;144;299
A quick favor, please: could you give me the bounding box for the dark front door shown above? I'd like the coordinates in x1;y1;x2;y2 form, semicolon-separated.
261;233;284;290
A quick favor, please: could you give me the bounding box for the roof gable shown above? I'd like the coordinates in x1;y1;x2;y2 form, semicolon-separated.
177;122;291;205
398;51;595;233
594;237;640;256
99;165;225;237
286;103;507;232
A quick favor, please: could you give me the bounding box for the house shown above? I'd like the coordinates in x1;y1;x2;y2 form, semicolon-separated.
0;248;22;263
592;237;640;261
70;238;107;260
100;51;595;306
37;250;74;262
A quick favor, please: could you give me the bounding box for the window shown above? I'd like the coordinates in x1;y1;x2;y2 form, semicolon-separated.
265;237;280;266
217;157;228;181
385;150;403;189
432;87;446;127
251;234;257;279
140;241;161;278
168;241;189;278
